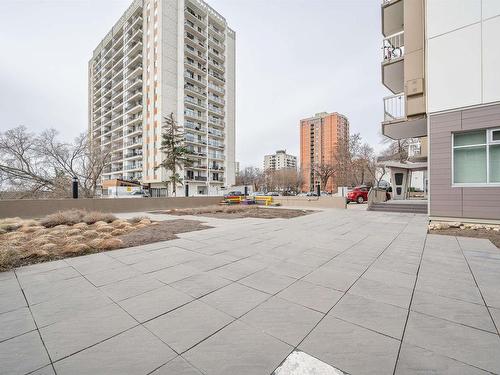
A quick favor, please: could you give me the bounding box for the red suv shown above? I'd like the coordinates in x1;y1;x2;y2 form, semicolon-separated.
346;186;369;204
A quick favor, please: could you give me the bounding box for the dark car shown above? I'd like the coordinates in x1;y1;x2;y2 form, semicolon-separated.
346;186;369;204
224;191;244;198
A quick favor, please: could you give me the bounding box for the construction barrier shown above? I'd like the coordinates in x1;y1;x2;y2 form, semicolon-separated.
222;195;274;206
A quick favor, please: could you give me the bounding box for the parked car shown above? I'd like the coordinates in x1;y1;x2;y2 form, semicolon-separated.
306;192;318;197
267;192;280;196
252;192;266;196
377;180;391;190
118;190;150;198
224;191;244;198
346;186;369;204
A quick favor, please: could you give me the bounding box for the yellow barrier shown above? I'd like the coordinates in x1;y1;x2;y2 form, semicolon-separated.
224;196;243;204
255;196;273;206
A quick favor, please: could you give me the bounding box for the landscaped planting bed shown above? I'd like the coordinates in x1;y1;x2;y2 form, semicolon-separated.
429;221;500;249
154;205;314;219
0;210;210;271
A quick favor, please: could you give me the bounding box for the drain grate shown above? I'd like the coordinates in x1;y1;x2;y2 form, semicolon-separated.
273;351;347;375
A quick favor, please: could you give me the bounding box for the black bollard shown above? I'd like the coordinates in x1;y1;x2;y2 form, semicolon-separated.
72;176;79;199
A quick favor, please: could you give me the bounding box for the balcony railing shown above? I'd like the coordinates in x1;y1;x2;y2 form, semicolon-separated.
382;31;404;62
186;175;208;181
383;93;405;122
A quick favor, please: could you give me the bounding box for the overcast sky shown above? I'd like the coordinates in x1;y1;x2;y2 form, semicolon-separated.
0;0;387;168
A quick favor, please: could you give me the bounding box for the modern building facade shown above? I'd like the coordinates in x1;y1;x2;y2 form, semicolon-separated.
299;112;349;193
89;0;236;197
263;150;297;171
381;0;500;221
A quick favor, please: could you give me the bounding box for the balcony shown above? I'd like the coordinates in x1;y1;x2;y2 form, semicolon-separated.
381;0;403;37
382;31;404;94
185;96;206;108
382;93;427;139
125;139;143;147
185;83;206;97
124;163;142;171
208;95;224;105
185;21;206;40
185;46;207;63
384;93;405;122
209;117;224;127
208;128;224;138
185;109;205;121
184;72;206;86
185;174;208;182
185;59;207;75
208;71;225;83
185;121;206;133
209;24;225;38
208;82;224;94
208;105;223;115
190;164;208;170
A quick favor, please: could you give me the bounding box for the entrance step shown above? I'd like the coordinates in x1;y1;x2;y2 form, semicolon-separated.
368;202;428;214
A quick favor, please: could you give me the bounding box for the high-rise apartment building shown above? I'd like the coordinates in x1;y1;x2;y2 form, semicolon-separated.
381;0;500;221
299;112;349;193
89;0;235;197
263;150;297;171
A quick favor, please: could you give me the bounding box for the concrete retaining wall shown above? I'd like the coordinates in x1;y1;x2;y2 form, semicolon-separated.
0;197;222;219
274;196;346;209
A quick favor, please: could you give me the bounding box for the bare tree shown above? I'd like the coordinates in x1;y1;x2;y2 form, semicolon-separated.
262;168;302;194
0;126;110;198
381;138;412;163
313;162;338;192
236;166;264;191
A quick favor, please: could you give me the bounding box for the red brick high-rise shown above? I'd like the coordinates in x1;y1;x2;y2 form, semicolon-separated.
300;112;349;193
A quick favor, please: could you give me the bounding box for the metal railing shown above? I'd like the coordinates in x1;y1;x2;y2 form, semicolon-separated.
383;93;405;122
382;31;404;62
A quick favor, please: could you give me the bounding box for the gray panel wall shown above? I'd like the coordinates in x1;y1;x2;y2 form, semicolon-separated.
429;103;500;220
0;197;222;219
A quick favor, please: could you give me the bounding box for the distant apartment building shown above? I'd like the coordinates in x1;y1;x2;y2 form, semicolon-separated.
299;112;349;193
263;150;297;171
381;0;500;221
88;0;235;197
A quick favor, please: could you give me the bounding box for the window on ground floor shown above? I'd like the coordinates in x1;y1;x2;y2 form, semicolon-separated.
453;129;500;185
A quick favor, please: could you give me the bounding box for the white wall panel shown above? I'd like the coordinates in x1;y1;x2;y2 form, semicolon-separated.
428;23;482;112
483;0;500;19
483;16;500;103
427;0;480;38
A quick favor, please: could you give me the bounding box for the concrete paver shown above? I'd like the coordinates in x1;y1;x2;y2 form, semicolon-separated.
144;300;234;353
1;208;499;374
241;296;324;346
53;326;176;375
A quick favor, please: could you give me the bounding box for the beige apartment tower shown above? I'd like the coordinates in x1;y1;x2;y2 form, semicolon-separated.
89;0;236;197
263;150;297;171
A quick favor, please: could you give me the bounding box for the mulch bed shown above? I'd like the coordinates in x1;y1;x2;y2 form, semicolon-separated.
118;219;211;248
429;228;500;249
152;207;313;220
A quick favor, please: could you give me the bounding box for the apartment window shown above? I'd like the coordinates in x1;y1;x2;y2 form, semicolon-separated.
453;129;500;185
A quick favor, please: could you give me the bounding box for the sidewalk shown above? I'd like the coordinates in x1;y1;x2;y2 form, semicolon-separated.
1;209;499;374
